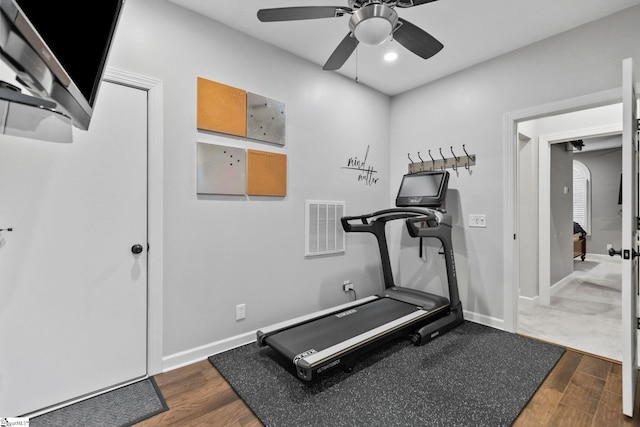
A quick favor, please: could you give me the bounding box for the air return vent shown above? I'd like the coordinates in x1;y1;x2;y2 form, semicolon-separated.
305;200;346;257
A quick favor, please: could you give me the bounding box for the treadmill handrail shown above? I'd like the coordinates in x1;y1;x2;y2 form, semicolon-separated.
341;207;438;232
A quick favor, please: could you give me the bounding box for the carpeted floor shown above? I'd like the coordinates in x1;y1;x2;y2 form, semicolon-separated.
28;378;168;427
209;321;564;427
519;254;621;361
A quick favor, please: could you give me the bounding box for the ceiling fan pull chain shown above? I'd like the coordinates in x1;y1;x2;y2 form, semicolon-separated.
355;47;359;83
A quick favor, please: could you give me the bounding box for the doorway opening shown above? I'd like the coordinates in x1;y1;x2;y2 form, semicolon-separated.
502;87;623;345
516;116;622;360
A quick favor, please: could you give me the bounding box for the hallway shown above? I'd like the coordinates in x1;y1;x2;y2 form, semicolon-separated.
518;254;622;361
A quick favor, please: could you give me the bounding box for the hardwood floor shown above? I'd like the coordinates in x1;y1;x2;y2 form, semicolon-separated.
135;348;640;427
513;350;640;426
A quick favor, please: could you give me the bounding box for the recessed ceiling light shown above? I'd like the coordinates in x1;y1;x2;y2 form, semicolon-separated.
384;52;398;62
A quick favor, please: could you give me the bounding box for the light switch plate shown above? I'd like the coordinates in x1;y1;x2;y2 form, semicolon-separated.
469;214;486;228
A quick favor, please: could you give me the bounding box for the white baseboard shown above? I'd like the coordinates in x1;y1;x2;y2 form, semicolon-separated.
550;273;574;296
518;295;538;308
162;310;506;373
463;310;505;330
162;331;257;373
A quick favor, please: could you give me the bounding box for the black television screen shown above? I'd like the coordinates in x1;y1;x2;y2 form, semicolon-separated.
395;170;449;208
0;0;125;130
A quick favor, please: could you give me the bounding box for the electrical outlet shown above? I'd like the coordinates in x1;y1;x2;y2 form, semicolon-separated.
343;280;353;292
235;303;246;320
469;214;487;228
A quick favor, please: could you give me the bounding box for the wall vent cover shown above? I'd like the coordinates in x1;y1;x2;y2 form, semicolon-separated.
305;200;346;257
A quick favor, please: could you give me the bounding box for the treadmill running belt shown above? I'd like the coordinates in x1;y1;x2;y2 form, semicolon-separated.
264;297;421;361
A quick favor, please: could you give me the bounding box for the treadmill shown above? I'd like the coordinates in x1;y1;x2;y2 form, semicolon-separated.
256;170;464;381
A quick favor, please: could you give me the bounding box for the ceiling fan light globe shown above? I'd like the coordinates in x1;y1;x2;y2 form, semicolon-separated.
354;18;392;45
349;4;398;46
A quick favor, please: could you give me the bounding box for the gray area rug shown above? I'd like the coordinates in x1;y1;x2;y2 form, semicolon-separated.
29;378;167;427
209;321;564;427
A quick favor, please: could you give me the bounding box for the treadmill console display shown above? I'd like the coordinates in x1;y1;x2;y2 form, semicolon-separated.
395;170;449;208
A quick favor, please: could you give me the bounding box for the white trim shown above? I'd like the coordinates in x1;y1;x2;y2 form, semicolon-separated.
549;270;575;296
620;57;638;417
502;87;622;333
104;67;164;376
162;331;257;372
518;294;538;309
463;309;504;330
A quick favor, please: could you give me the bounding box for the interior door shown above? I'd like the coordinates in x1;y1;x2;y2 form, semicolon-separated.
620;57;639;417
0;81;148;416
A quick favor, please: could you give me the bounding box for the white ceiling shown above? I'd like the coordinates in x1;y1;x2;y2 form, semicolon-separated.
169;0;640;96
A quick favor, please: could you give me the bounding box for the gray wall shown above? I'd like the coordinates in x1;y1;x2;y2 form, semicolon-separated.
574;139;623;255
550;144;574;285
28;0;640;366
390;5;640;324
108;0;392;363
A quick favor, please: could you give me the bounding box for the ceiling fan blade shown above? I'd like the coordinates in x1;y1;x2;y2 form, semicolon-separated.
257;6;351;22
393;18;443;59
323;33;359;71
396;0;439;8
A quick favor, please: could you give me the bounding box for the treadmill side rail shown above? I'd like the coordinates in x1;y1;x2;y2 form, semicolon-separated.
294;306;447;381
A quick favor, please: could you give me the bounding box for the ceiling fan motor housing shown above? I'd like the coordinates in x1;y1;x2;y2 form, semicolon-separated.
349;3;399;45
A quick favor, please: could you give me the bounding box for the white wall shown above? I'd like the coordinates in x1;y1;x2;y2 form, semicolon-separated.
389;5;640;325
107;0;392;365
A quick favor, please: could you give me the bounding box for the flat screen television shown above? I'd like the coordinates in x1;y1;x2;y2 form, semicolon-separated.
0;0;125;130
395;170;449;208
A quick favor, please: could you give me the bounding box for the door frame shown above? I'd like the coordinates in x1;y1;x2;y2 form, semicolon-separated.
103;68;163;376
502;86;622;333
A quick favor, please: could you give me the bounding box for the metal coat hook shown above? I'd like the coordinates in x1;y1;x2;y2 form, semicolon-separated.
417;152;424;171
408;153;414;164
450;146;459;172
428;149;434;163
463;144;471;170
438;147;446;170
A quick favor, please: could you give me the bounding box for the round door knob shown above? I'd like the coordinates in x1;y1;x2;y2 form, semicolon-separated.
131;244;144;254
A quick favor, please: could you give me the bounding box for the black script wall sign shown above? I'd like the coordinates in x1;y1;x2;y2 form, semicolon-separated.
341;145;379;186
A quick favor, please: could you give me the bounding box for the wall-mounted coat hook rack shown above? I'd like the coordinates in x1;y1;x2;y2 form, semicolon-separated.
407;145;476;174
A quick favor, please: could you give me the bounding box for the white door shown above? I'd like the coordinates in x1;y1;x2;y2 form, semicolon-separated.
0;81;148;416
620;57;639;417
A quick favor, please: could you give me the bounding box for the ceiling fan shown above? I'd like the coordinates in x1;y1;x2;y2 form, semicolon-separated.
257;0;444;71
